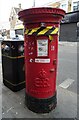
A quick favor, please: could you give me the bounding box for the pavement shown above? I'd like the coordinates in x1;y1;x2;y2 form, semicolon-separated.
0;41;78;119
58;41;77;46
58;42;77;94
2;85;77;119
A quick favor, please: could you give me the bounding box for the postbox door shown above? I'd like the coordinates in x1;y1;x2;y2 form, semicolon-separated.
25;35;58;99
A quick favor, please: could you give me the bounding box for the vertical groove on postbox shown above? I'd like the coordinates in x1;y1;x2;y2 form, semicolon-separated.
18;7;65;113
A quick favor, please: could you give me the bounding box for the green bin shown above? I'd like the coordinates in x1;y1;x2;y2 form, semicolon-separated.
1;40;25;91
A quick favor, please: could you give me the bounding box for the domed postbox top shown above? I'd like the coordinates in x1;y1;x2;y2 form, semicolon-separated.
18;7;65;24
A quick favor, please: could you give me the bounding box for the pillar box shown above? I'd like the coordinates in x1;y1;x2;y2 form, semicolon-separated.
18;7;65;113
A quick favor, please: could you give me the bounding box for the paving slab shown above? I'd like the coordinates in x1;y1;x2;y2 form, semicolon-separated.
58;41;77;46
2;84;77;119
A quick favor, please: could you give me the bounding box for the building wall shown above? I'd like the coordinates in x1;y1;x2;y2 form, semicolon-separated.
68;2;71;12
47;0;79;12
10;16;17;30
9;4;22;30
9;8;17;29
59;23;77;42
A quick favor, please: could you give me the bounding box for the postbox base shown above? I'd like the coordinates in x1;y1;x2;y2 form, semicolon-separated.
25;92;57;113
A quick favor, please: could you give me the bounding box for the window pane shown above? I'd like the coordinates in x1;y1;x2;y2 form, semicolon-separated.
73;2;78;11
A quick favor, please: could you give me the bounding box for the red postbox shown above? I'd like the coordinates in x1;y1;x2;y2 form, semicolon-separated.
18;7;65;113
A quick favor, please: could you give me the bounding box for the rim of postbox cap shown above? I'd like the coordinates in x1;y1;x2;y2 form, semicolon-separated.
18;7;65;20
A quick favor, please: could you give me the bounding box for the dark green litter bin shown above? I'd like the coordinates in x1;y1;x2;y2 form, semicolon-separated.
1;40;25;92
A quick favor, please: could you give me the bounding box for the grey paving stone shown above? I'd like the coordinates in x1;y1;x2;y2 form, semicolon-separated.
2;85;77;118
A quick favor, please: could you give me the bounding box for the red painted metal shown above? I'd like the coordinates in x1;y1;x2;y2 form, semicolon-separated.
18;7;65;99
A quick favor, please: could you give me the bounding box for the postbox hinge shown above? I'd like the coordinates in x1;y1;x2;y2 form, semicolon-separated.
53;59;57;65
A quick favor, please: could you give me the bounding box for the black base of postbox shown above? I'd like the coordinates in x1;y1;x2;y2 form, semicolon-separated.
25;92;57;113
3;79;25;92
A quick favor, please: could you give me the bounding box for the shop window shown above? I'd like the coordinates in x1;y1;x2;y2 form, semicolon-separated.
60;4;67;11
73;2;78;11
